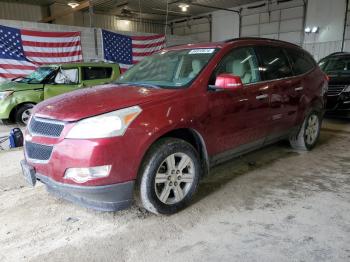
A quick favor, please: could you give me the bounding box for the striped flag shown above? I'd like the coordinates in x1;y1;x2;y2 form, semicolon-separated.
102;30;165;73
0;24;82;81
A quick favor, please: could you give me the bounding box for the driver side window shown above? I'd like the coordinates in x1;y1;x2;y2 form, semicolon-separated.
211;47;260;85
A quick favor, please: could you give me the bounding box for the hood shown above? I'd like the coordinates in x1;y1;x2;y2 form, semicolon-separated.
0;80;42;92
34;84;178;121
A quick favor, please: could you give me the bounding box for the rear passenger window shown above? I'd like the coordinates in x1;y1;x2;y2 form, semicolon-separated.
82;67;113;81
257;46;293;81
286;48;315;75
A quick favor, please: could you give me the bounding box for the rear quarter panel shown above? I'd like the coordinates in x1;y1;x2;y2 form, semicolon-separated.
296;67;326;124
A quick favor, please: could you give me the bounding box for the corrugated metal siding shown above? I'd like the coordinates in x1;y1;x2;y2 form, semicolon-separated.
0;2;47;22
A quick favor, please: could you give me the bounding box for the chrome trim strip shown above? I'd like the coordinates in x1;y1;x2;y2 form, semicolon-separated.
256;94;268;100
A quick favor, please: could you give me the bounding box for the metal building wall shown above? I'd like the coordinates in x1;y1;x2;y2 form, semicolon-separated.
240;0;305;46
172;17;211;42
0;2;47;22
83;13;165;34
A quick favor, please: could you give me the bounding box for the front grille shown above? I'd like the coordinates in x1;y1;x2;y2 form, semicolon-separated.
25;142;53;162
327;85;346;96
28;117;65;138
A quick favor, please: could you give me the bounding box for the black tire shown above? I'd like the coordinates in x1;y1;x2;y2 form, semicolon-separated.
15;104;35;125
137;138;202;215
289;110;322;151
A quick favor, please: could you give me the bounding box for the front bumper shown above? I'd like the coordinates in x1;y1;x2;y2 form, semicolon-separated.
21;160;134;211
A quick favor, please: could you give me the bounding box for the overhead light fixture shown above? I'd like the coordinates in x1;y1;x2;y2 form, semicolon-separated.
311;26;319;33
67;1;80;9
305;26;319;34
179;3;190;12
121;20;130;25
304;27;311;33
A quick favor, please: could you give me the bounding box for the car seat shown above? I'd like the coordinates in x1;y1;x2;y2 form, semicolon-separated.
231;59;252;84
188;59;203;78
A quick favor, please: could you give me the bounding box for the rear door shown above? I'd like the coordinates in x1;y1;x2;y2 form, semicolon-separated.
284;48;316;123
207;46;270;158
81;66;114;87
255;45;295;137
44;67;80;99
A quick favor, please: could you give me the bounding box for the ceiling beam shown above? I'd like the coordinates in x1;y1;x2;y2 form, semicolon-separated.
39;0;90;23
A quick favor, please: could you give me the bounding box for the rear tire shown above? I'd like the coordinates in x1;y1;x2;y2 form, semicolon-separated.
137;138;201;215
15;104;34;125
289;111;321;151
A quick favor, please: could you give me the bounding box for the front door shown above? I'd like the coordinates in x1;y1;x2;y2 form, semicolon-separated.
206;47;271;160
44;67;81;99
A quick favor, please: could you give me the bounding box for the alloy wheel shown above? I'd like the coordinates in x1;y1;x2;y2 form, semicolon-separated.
21;108;32;125
305;114;319;145
154;152;195;205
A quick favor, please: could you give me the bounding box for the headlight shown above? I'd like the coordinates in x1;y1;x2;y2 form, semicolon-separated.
0;91;14;100
66;106;142;139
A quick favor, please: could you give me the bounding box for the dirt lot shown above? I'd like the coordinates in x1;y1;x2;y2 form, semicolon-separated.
0;119;349;262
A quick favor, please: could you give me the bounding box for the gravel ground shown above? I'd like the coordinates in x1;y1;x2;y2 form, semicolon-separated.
0;119;349;262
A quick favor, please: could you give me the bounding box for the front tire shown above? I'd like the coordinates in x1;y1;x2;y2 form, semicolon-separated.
137;138;201;215
289;111;321;151
15;104;34;125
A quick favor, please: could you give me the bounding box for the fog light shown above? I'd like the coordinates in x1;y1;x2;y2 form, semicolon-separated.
64;165;111;183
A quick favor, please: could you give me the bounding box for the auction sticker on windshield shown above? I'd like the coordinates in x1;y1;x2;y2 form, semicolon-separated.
188;49;215;54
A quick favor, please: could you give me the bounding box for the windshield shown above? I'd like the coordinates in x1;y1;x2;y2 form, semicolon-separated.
15;67;57;84
319;56;350;74
117;48;218;88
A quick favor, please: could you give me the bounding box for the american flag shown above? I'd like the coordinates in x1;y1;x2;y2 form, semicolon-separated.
0;24;82;81
102;30;166;73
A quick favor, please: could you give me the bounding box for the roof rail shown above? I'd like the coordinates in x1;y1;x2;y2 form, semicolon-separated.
224;37;300;47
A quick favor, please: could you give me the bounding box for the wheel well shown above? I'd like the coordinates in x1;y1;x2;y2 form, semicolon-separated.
311;99;324;112
158;128;210;177
9;102;36;122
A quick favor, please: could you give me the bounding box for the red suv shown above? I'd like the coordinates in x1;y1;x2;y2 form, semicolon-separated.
21;38;327;214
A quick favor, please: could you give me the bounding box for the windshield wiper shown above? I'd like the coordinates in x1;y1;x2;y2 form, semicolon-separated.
114;81;160;89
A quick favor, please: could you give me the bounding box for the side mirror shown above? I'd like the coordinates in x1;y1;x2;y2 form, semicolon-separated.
213;73;243;91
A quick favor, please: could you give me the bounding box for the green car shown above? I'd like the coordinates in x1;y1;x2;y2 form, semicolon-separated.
0;62;120;125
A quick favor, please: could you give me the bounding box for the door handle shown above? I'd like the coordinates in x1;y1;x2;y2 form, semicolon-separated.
295;86;304;91
256;94;268;100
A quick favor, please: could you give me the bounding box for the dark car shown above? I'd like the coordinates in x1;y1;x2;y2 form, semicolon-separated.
21;38;327;215
319;52;350;116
